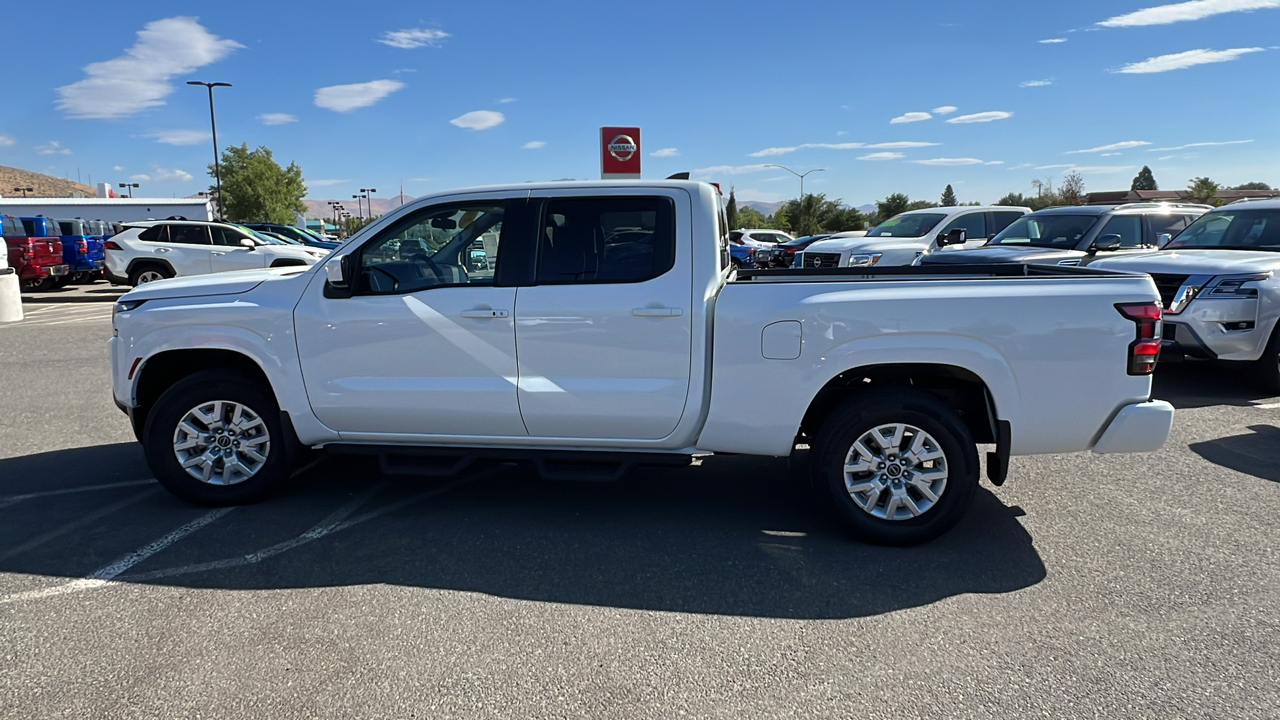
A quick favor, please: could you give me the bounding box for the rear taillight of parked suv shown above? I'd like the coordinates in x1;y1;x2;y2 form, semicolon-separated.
1116;302;1162;375
104;240;122;251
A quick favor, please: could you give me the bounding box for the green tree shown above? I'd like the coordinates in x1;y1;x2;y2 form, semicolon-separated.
940;184;958;206
769;207;791;233
996;192;1029;207
777;193;866;236
1131;166;1158;191
871;193;911;225
209;143;306;223
726;187;739;231
1186;176;1222;205
735;205;768;229
1058;171;1086;206
1232;181;1274;191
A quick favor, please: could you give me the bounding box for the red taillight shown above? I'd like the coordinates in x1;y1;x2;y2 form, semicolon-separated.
105;240;123;251
1116;302;1163;375
77;239;88;254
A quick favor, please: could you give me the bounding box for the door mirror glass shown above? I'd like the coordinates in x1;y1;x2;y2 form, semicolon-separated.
1092;234;1122;252
1157;233;1173;247
240;238;256;249
326;255;348;287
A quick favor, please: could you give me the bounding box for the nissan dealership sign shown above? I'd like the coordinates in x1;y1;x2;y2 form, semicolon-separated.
600;126;641;178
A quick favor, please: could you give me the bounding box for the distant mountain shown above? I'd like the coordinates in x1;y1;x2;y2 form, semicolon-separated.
302;193;413;220
740;200;782;215
857;204;876;214
0;165;94;198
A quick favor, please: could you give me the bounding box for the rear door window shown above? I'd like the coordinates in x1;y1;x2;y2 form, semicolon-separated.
166;225;212;245
1099;215;1144;247
537;197;676;284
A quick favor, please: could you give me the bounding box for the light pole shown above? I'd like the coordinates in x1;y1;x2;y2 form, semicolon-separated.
118;182;139;198
187;81;232;217
763;165;824;200
12;186;33;197
352;194;364;220
361;188;376;219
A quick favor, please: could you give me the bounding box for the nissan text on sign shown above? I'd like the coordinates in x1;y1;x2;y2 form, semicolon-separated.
600;126;641;179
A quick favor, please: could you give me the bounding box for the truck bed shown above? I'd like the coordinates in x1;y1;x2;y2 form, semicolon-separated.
733;263;1130;283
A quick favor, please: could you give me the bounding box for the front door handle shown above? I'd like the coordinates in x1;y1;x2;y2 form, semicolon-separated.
632;307;684;317
461;309;510;319
211;251;226;256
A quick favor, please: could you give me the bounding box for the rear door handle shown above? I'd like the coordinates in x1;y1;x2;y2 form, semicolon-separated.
211;251;226;256
461;309;510;319
632;307;684;317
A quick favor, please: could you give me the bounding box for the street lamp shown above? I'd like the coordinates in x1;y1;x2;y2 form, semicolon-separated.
118;182;139;198
12;186;33;197
352;194;364;220
187;81;232;217
763;165;824;200
361;188;376;218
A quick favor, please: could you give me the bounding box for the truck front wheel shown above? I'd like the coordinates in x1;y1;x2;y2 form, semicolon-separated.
143;370;292;505
812;388;979;546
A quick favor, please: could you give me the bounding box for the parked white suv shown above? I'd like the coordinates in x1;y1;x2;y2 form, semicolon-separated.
1089;198;1280;390
797;206;1030;268
106;220;329;286
730;228;795;268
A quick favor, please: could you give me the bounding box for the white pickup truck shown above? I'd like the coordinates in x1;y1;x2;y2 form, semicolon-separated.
110;181;1174;545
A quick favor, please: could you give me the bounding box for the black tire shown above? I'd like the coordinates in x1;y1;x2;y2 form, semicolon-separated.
143;370;292;505
129;264;173;287
22;277;56;292
1254;325;1280;394
811;388;979;546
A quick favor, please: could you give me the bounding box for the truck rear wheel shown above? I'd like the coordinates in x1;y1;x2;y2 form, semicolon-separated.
143;370;291;506
812;388;979;546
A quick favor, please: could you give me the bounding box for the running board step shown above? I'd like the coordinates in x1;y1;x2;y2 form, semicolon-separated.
327;444;695;482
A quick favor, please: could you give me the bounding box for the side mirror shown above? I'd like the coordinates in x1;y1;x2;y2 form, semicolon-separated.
326;255;350;287
1092;234;1122;252
240;238;256;250
936;228;967;247
1157;233;1172;248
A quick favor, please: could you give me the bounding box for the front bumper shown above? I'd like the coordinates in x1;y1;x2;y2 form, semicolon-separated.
1162;297;1270;362
1092;400;1175;454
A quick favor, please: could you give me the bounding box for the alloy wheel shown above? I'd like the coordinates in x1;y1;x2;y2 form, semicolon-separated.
842;423;949;520
172;400;272;486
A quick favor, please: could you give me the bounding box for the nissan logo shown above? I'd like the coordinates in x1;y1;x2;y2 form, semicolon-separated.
608;134;637;162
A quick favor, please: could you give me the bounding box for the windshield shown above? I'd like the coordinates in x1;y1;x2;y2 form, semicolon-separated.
866;213;945;238
1164;209;1280;252
989;214;1100;249
237;226;287;245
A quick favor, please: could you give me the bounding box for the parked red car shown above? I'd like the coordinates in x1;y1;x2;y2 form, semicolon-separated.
2;215;67;291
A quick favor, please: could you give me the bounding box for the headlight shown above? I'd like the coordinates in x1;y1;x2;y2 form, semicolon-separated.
1205;273;1270;298
847;253;882;267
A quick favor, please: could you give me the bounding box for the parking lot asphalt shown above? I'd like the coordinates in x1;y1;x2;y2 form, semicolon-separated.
0;284;1277;719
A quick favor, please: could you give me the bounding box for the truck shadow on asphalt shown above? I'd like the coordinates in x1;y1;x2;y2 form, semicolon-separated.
0;443;1046;619
1188;425;1280;484
1152;362;1277;410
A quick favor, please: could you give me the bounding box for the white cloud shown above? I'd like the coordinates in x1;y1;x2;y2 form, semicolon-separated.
932;106;958;115
836;130;849;136
1101;153;1121;157
306;179;349;187
985;161;1005;165
691;164;773;178
1040;38;1068;43
314;79;405;111
449;110;504;130
1068;166;1137;173
914;158;985;166
1067;140;1151;154
129;174;150;181
36;141;71;155
258;113;297;126
946;111;1013;123
146;129;209;145
890;111;932;124
152;167;193;182
650;147;680;157
747;140;937;157
0;134;14;147
1020;79;1054;87
858;152;904;161
1099;0;1280;27
1149;139;1254;151
113;165;123;171
56;17;242;119
376;28;449;49
1115;47;1264;73
498;97;517;104
522;141;546;149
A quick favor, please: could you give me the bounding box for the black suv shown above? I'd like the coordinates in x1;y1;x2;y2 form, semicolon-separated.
917;202;1209;268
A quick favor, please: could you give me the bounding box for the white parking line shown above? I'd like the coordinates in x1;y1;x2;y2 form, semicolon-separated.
0;507;233;605
1250;402;1280;409
0;479;154;510
0;489;156;562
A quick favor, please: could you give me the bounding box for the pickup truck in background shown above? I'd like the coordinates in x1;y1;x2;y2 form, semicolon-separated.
110;181;1174;546
797;206;1029;268
3;214;67;291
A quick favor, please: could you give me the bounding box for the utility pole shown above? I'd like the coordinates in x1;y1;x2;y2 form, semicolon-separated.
187;81;232;217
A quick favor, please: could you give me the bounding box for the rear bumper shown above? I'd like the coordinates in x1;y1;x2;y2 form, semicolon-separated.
105;266;130;285
1091;400;1174;454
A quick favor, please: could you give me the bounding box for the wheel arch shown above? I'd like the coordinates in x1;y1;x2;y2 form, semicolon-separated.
132;349;275;441
125;257;176;279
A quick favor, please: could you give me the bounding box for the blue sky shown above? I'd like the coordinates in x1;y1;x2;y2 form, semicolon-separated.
1;0;1277;210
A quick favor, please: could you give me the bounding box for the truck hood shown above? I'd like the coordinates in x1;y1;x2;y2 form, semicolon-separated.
806;237;929;254
921;245;1083;265
1088;249;1280;276
121;267;311;302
